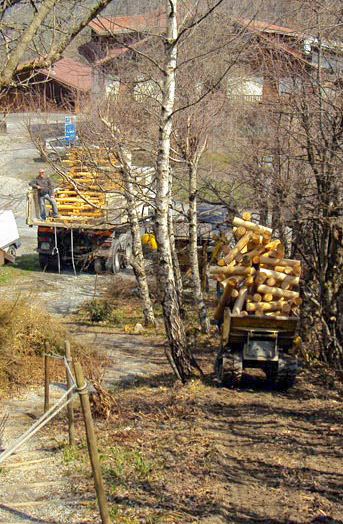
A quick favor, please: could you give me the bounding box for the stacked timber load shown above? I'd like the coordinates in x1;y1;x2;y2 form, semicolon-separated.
211;212;302;321
47;147;122;223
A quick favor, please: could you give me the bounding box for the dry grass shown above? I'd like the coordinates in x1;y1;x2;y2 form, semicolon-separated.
78;276;164;336
105;277;139;302
0;296;104;397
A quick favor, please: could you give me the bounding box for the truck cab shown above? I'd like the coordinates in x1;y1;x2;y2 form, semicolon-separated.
0;210;21;263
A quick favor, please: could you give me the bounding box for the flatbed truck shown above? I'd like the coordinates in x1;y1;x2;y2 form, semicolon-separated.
26;163;153;273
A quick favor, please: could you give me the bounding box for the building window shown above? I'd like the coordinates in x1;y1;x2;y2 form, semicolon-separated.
105;79;120;97
134;77;162;103
227;76;263;100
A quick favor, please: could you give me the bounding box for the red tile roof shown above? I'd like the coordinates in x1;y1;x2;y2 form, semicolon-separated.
89;10;165;36
41;57;92;92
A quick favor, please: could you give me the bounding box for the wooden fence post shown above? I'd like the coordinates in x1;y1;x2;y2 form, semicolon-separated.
74;361;111;524
65;340;75;447
44;343;50;413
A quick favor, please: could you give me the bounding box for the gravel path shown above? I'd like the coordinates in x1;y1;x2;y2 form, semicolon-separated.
0;385;98;523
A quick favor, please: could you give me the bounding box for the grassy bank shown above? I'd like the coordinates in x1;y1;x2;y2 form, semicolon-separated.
0;296;104;397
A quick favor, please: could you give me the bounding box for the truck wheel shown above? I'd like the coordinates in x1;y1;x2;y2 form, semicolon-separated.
94;257;105;274
121;243;132;268
108;252;120;274
215;349;243;388
39;253;60;272
267;354;297;390
48;152;58;161
7;245;16;260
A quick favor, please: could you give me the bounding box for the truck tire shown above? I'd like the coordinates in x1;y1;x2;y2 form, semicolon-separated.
215;349;243;388
5;245;16;263
48;152;58;161
105;251;120;274
121;243;132;268
267;354;297;390
94;257;105;274
39;253;60;272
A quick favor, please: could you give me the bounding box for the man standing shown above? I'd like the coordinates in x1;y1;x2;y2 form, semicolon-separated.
29;168;58;220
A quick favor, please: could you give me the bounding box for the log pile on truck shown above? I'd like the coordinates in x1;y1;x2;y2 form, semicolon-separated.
26;146;154;272
211;212;302;322
46;148;121;223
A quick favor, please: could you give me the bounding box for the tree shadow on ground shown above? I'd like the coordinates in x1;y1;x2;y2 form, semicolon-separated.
15;253;41;271
0;504;56;523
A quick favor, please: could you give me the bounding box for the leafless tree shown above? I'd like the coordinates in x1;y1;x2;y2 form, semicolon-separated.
0;0;113;89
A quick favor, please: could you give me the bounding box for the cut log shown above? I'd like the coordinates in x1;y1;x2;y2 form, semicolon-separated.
266;277;277;287
244;275;254;286
246;301;291;313
223;231;254;265
292;296;303;306
275;266;293;275
241;211;251;221
232;286;249;315
262;230;272;242
233;226;247;239
259;268;300;286
243;244;269;262
227;276;245;286
252;232;261;244
259;255;301;268
281;281;290;290
255;273;267;285
235;252;243;263
221;245;232;255
257;284;299;300
264;239;282;251
217;258;226;267
214;273;226;282
242;255;253;266
210;265;256;276
253;293;262;303
232;216;273;235
247;237;260;249
213;283;234;321
292;265;302;276
263;293;273;302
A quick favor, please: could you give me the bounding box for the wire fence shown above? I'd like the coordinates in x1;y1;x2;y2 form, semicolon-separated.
0;352;76;466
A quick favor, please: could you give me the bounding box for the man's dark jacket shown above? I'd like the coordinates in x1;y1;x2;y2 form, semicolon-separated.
29;176;54;197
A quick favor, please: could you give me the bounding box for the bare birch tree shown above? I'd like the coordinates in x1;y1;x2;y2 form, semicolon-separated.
154;0;193;381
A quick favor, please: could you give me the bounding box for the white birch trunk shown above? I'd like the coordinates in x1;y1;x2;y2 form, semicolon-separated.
155;0;191;382
119;147;156;326
188;162;210;333
168;183;185;316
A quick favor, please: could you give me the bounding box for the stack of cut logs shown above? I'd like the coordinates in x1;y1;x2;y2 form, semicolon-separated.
211;212;301;321
46;147;122;223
